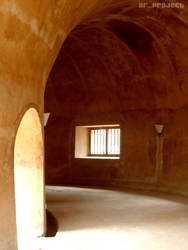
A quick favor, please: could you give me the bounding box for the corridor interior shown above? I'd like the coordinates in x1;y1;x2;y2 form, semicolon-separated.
2;1;188;249
19;186;188;250
40;3;188;250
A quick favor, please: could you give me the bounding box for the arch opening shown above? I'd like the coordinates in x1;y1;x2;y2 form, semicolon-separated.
14;108;45;247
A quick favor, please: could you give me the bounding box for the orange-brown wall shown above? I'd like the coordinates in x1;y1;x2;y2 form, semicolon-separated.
45;107;188;195
45;5;188;195
0;0;120;248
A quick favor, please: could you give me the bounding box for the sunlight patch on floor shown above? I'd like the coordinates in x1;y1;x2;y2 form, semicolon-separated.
18;186;188;250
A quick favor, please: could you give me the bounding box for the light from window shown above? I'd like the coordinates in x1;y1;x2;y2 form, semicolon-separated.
90;127;120;156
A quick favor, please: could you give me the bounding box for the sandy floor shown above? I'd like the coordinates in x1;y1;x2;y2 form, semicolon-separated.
19;186;188;250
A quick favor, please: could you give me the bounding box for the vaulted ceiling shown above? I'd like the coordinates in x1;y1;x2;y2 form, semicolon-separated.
45;2;188;117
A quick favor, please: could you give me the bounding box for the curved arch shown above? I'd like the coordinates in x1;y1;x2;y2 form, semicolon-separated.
14;107;45;246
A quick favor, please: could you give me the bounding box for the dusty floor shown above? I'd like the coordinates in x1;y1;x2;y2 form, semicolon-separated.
19;186;188;250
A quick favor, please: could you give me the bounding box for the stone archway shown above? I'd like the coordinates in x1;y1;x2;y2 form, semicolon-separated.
14;108;45;247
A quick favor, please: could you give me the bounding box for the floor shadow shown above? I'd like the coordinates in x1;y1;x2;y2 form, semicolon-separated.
46;209;58;237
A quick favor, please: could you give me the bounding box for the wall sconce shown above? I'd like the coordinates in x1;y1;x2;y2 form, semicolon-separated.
44;113;50;127
155;124;164;136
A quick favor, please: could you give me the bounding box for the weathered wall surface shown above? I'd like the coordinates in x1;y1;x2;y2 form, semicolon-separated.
0;0;187;248
45;4;188;196
0;0;125;248
45;109;188;196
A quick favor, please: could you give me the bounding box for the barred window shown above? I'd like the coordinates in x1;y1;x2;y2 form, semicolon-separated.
90;127;120;156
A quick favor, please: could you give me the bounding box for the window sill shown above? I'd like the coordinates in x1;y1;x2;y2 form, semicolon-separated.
75;156;120;160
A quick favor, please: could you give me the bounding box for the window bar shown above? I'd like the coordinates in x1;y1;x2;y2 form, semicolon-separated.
101;129;104;154
106;128;109;155
90;129;94;154
96;130;98;154
104;129;106;154
110;129;113;154
94;130;97;154
116;129;118;155
118;128;120;154
92;130;94;154
92;129;94;154
114;129;117;154
108;129;110;154
116;129;119;154
95;130;98;154
101;129;103;154
117;129;119;154
111;129;113;154
112;129;115;154
90;129;91;154
98;129;101;154
109;129;111;154
112;129;114;154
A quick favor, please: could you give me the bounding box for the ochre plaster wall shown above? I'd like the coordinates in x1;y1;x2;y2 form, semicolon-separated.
45;3;188;196
0;0;187;248
45;109;188;196
0;0;122;248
